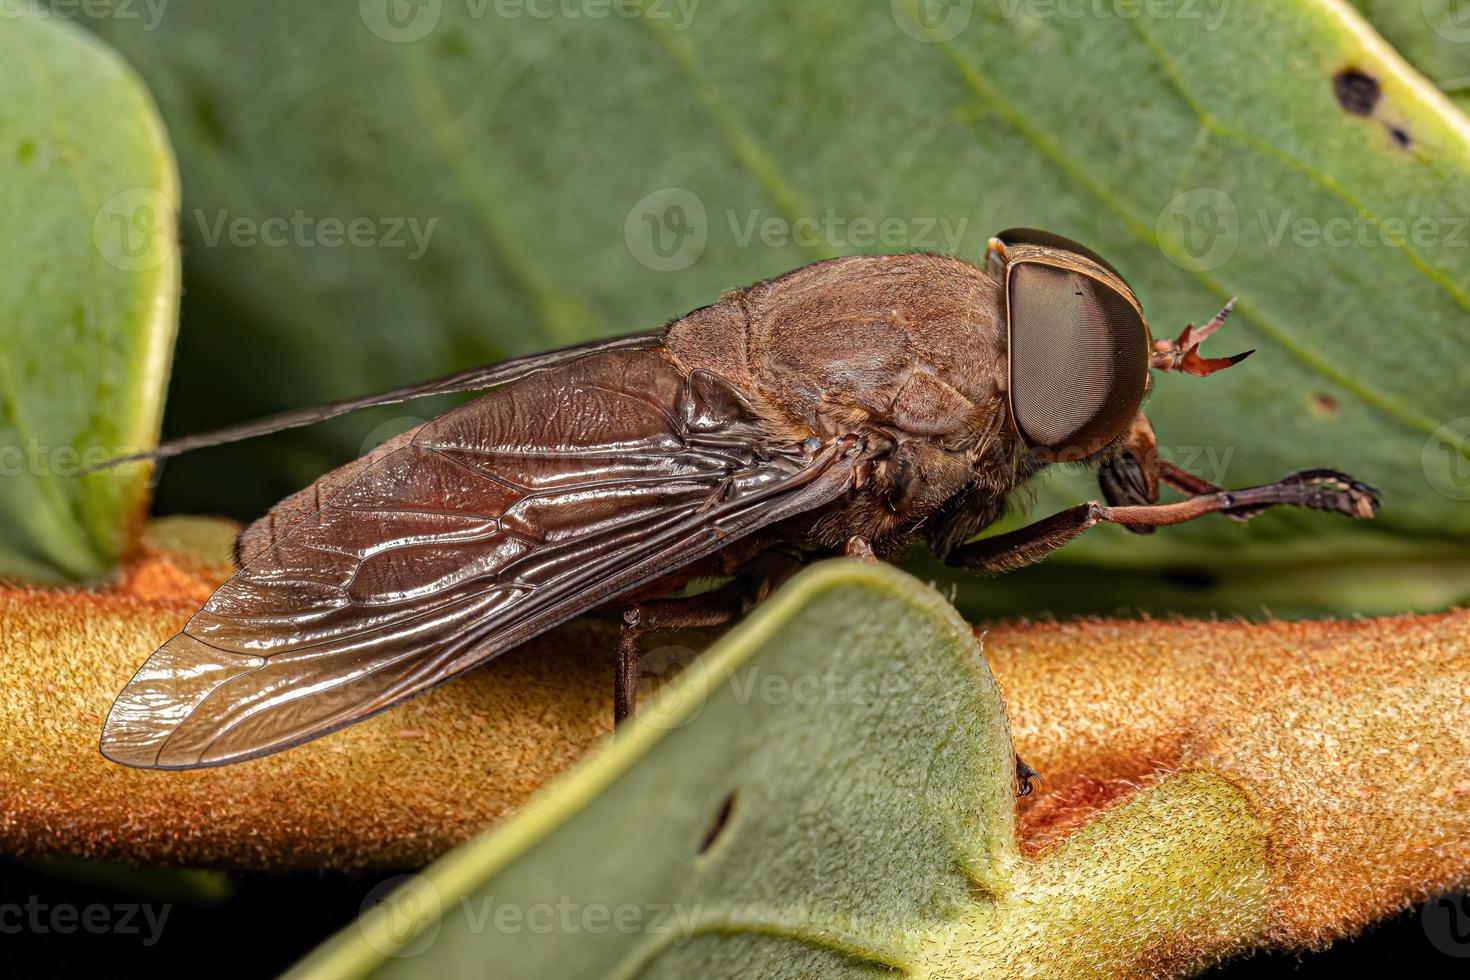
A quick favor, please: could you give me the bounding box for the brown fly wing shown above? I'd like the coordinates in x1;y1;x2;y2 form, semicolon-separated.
233;424;424;566
102;348;855;770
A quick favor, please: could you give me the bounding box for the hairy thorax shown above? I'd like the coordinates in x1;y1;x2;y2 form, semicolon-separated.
663;252;1037;559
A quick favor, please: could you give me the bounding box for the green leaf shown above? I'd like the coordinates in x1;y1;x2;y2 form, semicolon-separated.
289;560;1021;978
0;5;179;581
82;2;1470;604
914;534;1470;621
285;561;1272;978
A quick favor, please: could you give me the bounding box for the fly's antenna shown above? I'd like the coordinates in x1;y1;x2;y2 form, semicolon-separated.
1150;298;1253;377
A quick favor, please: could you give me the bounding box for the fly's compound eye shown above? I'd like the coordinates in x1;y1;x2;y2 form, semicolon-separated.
1005;258;1149;462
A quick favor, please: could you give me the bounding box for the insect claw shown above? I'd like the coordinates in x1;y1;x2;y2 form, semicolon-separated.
1281;468;1381;519
1015;757;1041;798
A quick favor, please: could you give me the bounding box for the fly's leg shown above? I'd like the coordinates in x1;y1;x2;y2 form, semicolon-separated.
1098;411;1329;528
979;446;1374;797
615;552;804;726
948;505;1109;574
616;591;746;726
1097;413;1160;533
1155;459;1223;497
950;469;1379;574
1155;460;1264;522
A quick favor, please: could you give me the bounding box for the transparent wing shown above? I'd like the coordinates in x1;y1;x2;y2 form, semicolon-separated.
101;347;855;769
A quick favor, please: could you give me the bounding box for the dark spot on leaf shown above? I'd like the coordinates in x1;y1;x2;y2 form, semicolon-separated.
1334;68;1381;116
1389;125;1412;149
1313;392;1340;414
1163;567;1219;591
698;791;736;855
17;140;35;163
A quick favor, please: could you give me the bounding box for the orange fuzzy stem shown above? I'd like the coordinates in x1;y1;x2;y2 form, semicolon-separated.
989;614;1470;951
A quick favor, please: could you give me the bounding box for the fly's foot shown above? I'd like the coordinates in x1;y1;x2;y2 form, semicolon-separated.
1278;469;1381;520
1015;756;1041;798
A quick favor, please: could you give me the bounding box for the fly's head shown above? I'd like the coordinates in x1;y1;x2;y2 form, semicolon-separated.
987;228;1251;466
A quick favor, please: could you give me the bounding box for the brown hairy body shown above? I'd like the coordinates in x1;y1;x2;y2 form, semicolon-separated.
665;252;1032;560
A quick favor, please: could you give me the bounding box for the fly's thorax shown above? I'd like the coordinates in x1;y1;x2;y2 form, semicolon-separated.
715;254;1004;440
661;252;1024;556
